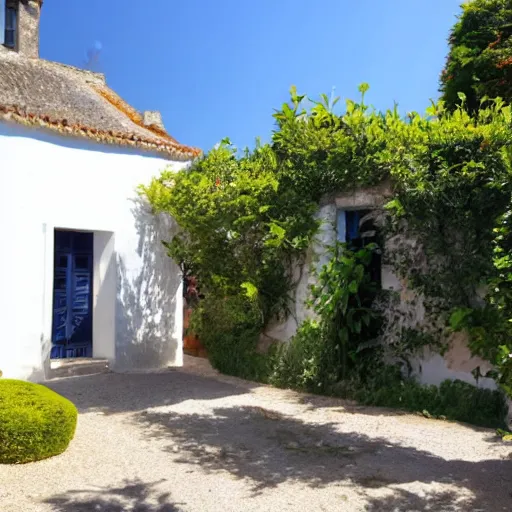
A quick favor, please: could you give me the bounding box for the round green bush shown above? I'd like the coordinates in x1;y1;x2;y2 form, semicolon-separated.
0;379;78;464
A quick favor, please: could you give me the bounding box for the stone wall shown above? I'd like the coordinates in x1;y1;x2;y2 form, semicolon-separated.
262;182;498;391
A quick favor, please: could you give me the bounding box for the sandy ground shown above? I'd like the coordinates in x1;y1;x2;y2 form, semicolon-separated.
1;356;511;512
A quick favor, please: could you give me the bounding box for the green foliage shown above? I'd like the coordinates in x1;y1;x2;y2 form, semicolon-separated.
272;322;507;427
308;243;380;384
441;0;512;111
270;244;381;392
141;140;318;335
496;427;512;439
0;380;77;464
188;294;270;381
342;367;507;429
270;320;325;391
141;82;512;403
386;105;512;307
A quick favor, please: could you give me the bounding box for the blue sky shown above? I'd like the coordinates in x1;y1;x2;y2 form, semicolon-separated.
40;0;462;152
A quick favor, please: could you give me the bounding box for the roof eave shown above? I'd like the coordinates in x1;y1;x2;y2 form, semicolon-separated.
0;105;202;162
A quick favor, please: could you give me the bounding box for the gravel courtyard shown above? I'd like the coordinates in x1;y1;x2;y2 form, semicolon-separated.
1;357;511;512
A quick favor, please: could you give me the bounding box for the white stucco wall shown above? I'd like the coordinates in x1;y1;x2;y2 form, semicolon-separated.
0;123;188;380
263;203;337;343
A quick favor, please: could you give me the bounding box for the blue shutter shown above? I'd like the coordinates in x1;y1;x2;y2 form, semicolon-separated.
337;210;347;242
346;211;361;241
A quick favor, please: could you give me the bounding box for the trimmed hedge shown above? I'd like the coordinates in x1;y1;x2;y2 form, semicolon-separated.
0;379;77;464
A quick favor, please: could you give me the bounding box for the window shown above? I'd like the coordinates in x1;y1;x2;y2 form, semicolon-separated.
4;3;16;49
337;208;382;285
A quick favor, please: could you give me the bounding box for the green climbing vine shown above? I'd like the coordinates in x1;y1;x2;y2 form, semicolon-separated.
140;85;512;410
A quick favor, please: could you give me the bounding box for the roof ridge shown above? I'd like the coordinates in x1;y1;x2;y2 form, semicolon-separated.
46;60;106;86
91;84;179;145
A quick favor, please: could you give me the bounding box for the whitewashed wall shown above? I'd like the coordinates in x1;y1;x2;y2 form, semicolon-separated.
0;123;188;380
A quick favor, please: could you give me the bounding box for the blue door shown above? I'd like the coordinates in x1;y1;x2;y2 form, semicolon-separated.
51;230;93;359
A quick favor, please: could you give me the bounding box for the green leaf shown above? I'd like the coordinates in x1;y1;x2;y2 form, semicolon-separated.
358;83;370;94
348;280;359;293
269;223;286;240
457;91;467;103
384;199;405;216
449;308;473;330
241;282;258;300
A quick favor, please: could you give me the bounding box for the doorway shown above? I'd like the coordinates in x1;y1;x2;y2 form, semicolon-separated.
51;230;94;359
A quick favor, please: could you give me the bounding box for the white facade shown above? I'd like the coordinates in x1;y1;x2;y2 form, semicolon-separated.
0;123;188;380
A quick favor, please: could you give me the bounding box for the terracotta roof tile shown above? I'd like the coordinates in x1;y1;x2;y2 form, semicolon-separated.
0;50;201;160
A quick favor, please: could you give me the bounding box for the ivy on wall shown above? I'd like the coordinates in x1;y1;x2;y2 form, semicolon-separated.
140;84;512;407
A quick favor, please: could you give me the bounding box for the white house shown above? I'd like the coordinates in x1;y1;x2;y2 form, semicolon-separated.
0;0;200;380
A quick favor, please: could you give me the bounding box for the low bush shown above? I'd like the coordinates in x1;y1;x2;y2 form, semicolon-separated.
190;295;272;382
0;380;78;464
270;320;326;391
271;325;507;428
334;366;507;429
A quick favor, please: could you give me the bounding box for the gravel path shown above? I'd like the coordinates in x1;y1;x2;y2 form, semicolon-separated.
1;356;511;512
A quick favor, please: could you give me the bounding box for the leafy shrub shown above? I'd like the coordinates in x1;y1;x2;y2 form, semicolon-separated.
270;320;325;391
141;81;512;400
336;366;508;429
271;323;507;427
0;380;77;464
190;294;271;381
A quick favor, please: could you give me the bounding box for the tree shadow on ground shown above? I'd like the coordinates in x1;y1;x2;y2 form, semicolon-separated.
46;370;253;415
364;488;468;511
135;405;512;509
296;392;508;433
44;479;185;512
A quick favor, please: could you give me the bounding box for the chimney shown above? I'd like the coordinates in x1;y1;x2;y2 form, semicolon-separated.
1;0;42;58
18;0;41;57
143;111;166;131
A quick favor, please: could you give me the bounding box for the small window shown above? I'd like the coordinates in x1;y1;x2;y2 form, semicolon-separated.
337;209;374;247
4;5;17;49
337;208;382;285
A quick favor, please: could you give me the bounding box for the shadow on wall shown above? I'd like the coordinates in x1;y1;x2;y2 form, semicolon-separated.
44;479;184;512
114;198;181;371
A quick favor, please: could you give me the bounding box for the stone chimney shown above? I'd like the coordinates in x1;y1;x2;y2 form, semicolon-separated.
143;111;166;131
2;0;42;58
